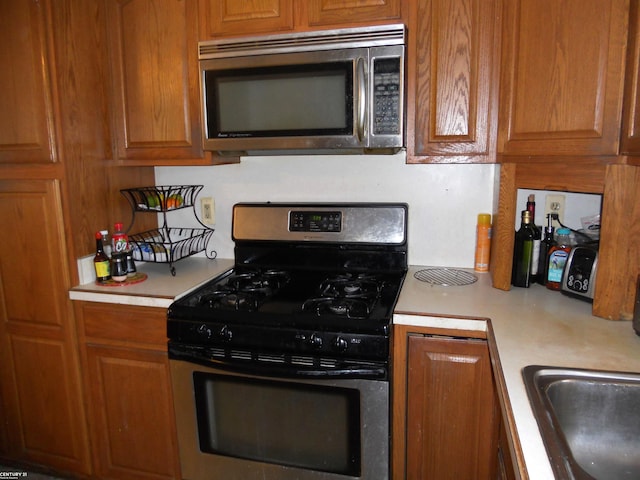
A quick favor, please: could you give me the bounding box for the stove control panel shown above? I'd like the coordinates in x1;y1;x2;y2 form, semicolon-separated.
169;320;389;360
289;211;342;232
233;203;407;244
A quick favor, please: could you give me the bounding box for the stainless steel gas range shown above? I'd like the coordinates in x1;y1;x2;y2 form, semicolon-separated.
167;203;407;480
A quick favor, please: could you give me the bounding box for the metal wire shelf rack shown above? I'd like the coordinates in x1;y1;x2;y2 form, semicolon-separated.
120;185;216;275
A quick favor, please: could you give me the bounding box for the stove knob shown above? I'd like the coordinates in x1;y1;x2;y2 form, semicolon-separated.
334;336;349;353
196;324;212;339
308;333;323;349
218;325;233;342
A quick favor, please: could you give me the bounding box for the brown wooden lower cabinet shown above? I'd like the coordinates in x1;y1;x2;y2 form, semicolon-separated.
393;325;499;479
75;301;181;480
496;417;517;480
0;180;92;475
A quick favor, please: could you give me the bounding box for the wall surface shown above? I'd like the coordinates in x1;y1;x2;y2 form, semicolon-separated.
515;189;602;234
155;152;495;267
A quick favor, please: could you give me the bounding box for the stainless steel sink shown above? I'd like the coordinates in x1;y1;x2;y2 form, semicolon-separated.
522;365;640;480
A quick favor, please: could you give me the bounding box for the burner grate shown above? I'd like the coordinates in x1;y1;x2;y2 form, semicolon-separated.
301;272;383;319
196;269;291;312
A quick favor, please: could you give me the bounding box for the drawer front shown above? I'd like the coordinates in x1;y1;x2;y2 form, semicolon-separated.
78;302;167;347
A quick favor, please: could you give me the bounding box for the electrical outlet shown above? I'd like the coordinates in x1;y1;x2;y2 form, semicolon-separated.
544;194;565;227
201;197;215;225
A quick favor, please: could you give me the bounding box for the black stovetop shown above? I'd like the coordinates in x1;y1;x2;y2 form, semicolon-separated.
168;265;405;333
167;264;405;361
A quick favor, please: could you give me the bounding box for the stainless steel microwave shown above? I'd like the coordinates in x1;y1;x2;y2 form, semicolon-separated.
198;24;405;155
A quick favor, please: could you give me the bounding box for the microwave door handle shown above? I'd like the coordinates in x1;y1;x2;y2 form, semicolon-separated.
356;57;366;144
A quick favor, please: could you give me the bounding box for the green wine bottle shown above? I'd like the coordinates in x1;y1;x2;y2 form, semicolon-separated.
512;210;536;288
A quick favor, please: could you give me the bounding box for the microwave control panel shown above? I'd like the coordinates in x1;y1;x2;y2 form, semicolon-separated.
372;57;401;135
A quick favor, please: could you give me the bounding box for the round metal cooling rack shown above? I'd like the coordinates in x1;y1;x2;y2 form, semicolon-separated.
414;268;478;286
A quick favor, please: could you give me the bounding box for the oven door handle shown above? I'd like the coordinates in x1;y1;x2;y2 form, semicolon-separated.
169;345;387;380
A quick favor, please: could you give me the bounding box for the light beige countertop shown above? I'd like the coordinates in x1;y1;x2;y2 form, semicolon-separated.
69;257;234;308
396;266;640;480
68;261;640;479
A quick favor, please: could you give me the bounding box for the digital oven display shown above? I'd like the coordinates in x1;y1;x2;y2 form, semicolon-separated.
290;211;342;233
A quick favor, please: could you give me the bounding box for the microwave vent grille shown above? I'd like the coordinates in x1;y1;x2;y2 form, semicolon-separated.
199;24;405;59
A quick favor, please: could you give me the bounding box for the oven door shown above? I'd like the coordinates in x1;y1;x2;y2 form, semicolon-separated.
170;357;389;480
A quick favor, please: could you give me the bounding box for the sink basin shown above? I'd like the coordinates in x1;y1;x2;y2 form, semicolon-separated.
522;365;640;480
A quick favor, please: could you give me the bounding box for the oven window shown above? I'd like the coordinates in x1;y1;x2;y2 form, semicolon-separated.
204;62;353;137
193;372;361;476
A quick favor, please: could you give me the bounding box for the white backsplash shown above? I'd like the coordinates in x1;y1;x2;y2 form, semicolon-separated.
155;152;496;267
515;189;602;232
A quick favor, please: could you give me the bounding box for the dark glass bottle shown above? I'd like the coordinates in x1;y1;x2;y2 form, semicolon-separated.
526;194;542;282
537;214;555;285
94;231;111;283
512;210;536;288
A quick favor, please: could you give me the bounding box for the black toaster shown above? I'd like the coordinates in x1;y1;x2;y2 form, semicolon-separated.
561;246;598;301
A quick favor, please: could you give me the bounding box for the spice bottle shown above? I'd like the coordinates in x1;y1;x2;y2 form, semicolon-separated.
546;228;572;290
94;231;111;283
526;195;542;282
474;213;492;272
112;222;129;254
512;210;536;288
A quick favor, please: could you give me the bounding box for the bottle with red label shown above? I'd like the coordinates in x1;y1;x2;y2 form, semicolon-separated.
112;222;129;254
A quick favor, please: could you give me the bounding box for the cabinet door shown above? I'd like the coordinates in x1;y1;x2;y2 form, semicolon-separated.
106;0;207;164
407;0;500;163
85;344;180;480
0;179;91;474
621;0;640;160
305;0;401;27
200;0;294;37
497;418;517;480
0;0;57;164
498;0;628;158
405;335;498;479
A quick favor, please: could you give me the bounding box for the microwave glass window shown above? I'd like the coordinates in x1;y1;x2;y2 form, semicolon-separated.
205;63;353;137
193;372;361;476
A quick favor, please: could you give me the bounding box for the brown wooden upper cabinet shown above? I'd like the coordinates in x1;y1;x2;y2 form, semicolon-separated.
406;0;501;163
199;0;402;38
490;0;640;322
106;0;219;166
498;0;630;160
0;1;57;165
621;0;640;161
200;0;295;37
305;0;402;27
